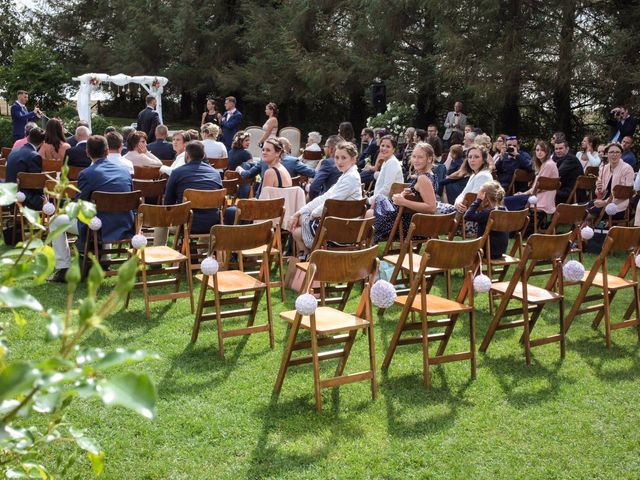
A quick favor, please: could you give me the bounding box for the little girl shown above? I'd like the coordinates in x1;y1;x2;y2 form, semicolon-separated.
464;180;508;259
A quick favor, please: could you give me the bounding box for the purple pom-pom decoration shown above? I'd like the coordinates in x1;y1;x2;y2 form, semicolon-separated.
42;202;56;216
89;216;102;231
295;293;318;316
201;257;219;276
473;274;492;293
131;234;148;249
563;260;585;282
370;280;397;308
15;191;26;203
605;202;618;216
528;195;538;206
635;255;640;269
580;226;594;240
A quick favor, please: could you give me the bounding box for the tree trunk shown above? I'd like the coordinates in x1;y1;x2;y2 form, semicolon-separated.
499;0;523;135
554;0;576;143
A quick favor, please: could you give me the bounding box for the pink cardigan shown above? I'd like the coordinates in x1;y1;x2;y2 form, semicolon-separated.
598;161;635;212
525;160;559;214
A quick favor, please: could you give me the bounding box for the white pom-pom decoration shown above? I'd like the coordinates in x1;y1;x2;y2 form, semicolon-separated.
473;274;492;293
580;226;594;240
89;216;102;231
635;255;640;269
200;257;219;276
370;280;397;308
528;195;538;206
42;202;56;216
605;203;618;216
15;191;26;203
563;260;585;283
131;234;148;249
295;293;318;316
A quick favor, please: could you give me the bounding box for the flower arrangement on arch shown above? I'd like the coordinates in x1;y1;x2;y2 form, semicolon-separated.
151;78;161;89
89;76;101;87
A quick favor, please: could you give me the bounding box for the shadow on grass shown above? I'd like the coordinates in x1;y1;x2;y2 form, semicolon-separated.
568;332;640;382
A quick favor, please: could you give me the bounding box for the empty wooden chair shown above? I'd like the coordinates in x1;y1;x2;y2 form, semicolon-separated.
507;169;536;195
130;202;194;319
568;175;597;204
274;246;379;412
182;188;227;270
479;232;572;364
563;226;640;348
133;178;167;204
192;221;275;358
382;236;484;387
133;165;162;180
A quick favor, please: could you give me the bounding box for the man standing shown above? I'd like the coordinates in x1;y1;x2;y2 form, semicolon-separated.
6;127;46;210
48;135;133;282
65;126;92;167
308;135;342;200
147;125;176;161
621;135;637;170
443;101;467;147
358;128;379;170
11;90;41;142
607;105;637;142
218;96;243;150
137;95;160;143
554;140;583;204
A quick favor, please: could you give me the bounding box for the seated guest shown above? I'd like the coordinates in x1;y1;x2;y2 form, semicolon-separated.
156;141;223;244
48;135;133;282
492;134;508;165
124;131;163;168
104;126;117;135
160;130;190;176
261;138;293;189
11;122;38;151
464;181;508;259
289;141;362;256
105;132;133;175
440;144;468;201
65;121;89;147
427;124;444;162
584;142;634;226
147;125;176;161
228;131;253;171
120;126;135;155
279;137;316;179
201;123;228;159
495;136;534;190
621;135;637;170
554;139;583;204
504;140;559;216
301;131;323;169
6;127;45;210
399;127;416;174
308;135;342;200
39;118;71;162
474;133;493;167
367;135;403;205
577;135;601;170
453;145;494;211
414;128;427;142
65;126;91;167
368;142;439;242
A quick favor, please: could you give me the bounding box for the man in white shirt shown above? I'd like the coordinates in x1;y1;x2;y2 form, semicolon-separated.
106;132;133;174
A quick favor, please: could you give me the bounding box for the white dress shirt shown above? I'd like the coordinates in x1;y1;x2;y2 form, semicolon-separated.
160;152;185;176
107;152;133;174
300;164;362;218
370;155;403;203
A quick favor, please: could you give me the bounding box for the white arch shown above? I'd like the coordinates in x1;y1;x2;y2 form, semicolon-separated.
71;73;169;131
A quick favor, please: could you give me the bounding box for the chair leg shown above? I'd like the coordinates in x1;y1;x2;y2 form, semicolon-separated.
274;320;301;395
523;301;531;365
191;278;208;343
310;320;322;413
185;260;194;313
469;310;477;379
214;290;225;358
382;305;410;369
334;330;357;377
479;293;510;353
603;289;612;349
559;298;566;359
141;264;150;320
421;311;431;387
265;285;274;349
277;251;285;302
368;323;377;400
174;262;182;304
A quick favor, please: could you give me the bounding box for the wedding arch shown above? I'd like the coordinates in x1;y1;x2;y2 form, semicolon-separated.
71;73;169;130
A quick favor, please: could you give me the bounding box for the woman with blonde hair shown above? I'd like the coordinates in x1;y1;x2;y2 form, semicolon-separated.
201;123;228;158
464;180;509;258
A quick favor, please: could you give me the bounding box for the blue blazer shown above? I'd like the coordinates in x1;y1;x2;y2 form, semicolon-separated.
65;135;78;147
309;157;341;200
358;140;379;169
65;141;91;168
137;107;160;142
220;110;243;150
6;144;44;210
282;155;316;178
11;102;38;139
147;140;176;161
77;158;134;244
165;160;222;234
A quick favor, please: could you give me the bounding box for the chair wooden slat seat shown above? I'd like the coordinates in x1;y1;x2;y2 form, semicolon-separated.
280;306;370;334
137;245;187;263
195;271;266;294
395;294;473;315
581;271;635;290
490;282;562;303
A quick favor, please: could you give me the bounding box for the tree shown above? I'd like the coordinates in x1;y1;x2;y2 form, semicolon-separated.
0;1;22;67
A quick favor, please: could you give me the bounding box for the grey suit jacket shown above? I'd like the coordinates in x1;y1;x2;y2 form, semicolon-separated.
443;111;467;140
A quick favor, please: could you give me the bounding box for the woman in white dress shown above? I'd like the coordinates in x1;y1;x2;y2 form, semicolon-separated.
258;102;278;147
201;123;228;159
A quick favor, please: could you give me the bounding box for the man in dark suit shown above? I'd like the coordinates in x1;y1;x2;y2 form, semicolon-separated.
137;95;160;143
65;121;90;147
554;139;583;204
219;96;243;150
309;135;342;200
6;127;46;210
64;126;91;167
358;128;378;170
49;135;133;282
147;125;176;161
10;90;42;142
607;105;638;142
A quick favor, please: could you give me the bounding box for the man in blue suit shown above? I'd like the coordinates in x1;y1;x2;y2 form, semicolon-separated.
147;125;176;161
64;126;92;167
49;135;133;282
308;135;342;200
278;137;317;178
137;95;160;143
219;96;243;150
11;90;42;142
358;128;378;170
6;127;46;210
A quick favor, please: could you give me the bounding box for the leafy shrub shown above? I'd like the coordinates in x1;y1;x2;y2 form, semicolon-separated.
366;102;417;138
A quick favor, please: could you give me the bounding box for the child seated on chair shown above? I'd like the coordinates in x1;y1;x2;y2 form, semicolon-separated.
464;180;508;259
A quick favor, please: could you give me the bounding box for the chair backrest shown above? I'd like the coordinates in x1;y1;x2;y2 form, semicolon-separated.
245;126;264;158
222;178;239;196
92;190;142;212
210;220;273;253
1;147;11;160
389;182;409;197
513;169;535;183
315;216;375;249
67;166;85;181
42;158;63;173
132;178;167;200
17;172;51;189
133;165;162;180
208;157;228;170
535;176;561;192
45;179;78;200
0;164;7;181
524;232;572;262
0;158;5;166
279;127;302;155
604;226;640;253
487;209;529;233
235;198;285;223
585;166;599;177
546;203;587;233
423;237;484;270
322;198;367;219
138;201;192;228
290;176;301;187
461;192;477;206
161;159;174;167
307;245;378;284
612;184;634;200
409;212;457;239
183;188;227;209
302;149;323;161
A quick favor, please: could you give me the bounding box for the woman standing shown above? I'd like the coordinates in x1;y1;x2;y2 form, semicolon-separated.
201;99;219;126
258;102;279;147
39;119;70;161
261;138;292;189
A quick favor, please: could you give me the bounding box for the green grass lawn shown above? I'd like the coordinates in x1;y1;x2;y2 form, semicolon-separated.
6;246;640;479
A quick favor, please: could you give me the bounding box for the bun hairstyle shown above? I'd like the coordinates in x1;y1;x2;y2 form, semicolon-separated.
480;180;505;209
201;123;220;139
335;141;358;158
267;102;279;117
264;137;285;158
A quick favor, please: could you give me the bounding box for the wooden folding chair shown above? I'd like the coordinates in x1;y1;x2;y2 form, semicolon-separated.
130;202;194;319
45;179;79;208
563;226;640;348
234;198;286;301
160;159;174;167
531;176;562;232
223;170;255;202
192;221;275;358
585;166;599;177
595;185;634;228
568;175;597;204
274;246;379;412
133;165;162;180
456;192;478;239
183;188;227;270
67;166;85;181
13;172;52;243
380;182;411;256
309;198;367;251
479;232;572;364
42;158;63;173
0;165;6;181
302;150;323;162
84;191;142;277
208;157;228;171
382;236;484;387
507;168;535;195
133;178;167;204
